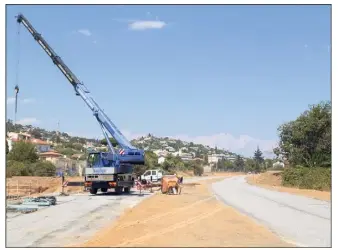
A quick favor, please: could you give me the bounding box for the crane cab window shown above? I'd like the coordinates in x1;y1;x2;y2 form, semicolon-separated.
87;153;100;168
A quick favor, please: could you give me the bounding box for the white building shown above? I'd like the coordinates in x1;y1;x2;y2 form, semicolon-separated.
158;156;166;164
273;161;285;168
208;153;226;163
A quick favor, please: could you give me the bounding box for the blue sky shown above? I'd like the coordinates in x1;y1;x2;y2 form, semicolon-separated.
6;5;331;156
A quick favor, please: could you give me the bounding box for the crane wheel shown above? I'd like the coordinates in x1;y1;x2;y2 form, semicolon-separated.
115;187;123;195
89;188;98;195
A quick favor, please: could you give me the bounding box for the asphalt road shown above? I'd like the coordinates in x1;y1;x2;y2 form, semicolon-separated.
212;176;331;247
6;192;152;247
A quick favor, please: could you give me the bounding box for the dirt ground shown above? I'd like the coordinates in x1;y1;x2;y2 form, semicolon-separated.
73;174;293;248
6;176;84;197
246;171;331;201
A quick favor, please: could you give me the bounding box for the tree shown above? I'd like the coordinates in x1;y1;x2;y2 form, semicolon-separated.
193;165;204;176
30;129;42;139
234;155;245;171
100;137;118;147
144;151;159;169
7;141;39;163
275;101;331;168
265;159;274;169
254;147;264;164
6;140;9;154
6;160;30;177
28;161;56;176
252;147;264;172
244;158;256;172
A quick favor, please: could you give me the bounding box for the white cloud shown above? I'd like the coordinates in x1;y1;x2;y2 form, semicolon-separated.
22;98;35;104
77;29;92;36
128;20;167;31
7;97;15;104
16;117;40;125
7;97;35;105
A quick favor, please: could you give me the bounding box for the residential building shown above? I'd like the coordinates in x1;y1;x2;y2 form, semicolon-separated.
180;153;193;161
272;161;285;168
31;138;51;153
39;151;63;161
203;165;212;173
208;153;226;163
158;156;166;164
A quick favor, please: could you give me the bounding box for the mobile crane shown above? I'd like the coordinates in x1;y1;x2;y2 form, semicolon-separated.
16;13;145;195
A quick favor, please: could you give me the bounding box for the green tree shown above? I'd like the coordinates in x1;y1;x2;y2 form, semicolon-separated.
30;129;42;139
244;158;256;172
193;164;204;176
253;147;264;172
234;155;245;171
224;160;234;171
144;151;159;169
275;101;331;168
6;160;30;177
7;141;39;163
28;161;56;176
254;147;264;164
100;137;118;147
265;159;274;169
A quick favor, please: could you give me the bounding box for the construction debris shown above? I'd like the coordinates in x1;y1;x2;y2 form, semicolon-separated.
6;195;57;214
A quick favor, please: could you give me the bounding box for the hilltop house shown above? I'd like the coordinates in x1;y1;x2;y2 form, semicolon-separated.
158;155;166;164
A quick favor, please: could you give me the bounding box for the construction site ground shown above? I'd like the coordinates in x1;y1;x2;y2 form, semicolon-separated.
6;173;331;247
74;174;293;248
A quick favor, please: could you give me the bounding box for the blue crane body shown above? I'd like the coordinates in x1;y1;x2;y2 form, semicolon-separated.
16;13;145;194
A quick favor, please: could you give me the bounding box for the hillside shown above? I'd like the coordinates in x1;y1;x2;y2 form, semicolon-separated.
6;120;239;160
131;133;238;158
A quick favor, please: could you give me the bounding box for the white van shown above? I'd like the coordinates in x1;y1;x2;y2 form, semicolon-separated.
141;169;163;183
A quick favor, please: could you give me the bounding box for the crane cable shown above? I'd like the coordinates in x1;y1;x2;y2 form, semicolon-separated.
14;21;21;124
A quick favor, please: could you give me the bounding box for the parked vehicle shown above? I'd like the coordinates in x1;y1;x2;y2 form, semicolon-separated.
140;169;163;183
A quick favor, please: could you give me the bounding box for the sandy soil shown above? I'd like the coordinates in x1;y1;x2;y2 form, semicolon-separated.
74;174;293;247
6;176;84;197
246;172;331;201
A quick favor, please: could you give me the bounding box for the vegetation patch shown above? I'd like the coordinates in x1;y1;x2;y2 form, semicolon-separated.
282;166;331;191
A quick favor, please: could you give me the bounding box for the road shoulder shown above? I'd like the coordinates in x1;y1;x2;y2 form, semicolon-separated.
246;172;331;201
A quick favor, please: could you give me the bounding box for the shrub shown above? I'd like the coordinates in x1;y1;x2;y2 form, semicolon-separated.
28;161;57;176
193;165;204;176
6;160;30;177
282;166;331;191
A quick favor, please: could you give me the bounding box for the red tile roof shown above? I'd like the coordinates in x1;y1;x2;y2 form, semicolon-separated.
30;139;50;145
39;151;62;157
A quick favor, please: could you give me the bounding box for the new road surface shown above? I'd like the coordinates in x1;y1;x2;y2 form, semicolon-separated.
212;176;331;247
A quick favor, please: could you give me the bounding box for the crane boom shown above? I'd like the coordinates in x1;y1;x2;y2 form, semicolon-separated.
16;13;144;165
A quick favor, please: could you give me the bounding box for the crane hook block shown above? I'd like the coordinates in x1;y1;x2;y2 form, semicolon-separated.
14;85;19;94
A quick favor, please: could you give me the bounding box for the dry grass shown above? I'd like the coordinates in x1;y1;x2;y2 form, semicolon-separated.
246;172;331;201
72;173;293;248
